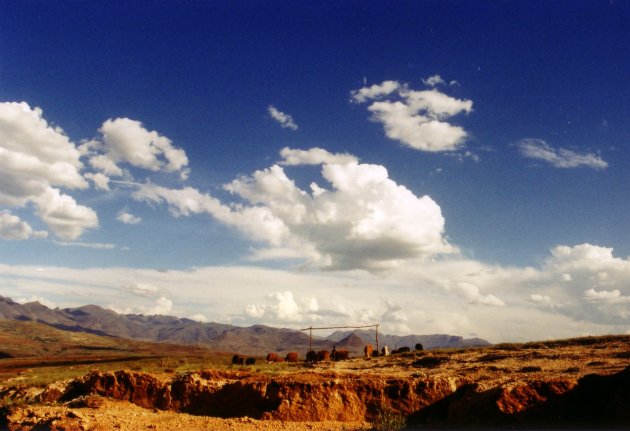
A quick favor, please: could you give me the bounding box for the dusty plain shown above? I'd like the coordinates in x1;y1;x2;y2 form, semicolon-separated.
0;332;629;430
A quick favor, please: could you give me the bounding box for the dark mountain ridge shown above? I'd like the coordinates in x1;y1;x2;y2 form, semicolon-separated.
0;294;490;356
328;329;490;350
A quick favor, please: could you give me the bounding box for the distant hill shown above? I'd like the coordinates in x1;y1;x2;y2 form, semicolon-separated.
0;294;490;356
0;319;209;359
328;329;491;350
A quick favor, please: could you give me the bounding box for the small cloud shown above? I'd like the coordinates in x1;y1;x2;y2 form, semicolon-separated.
516;139;607;170
0;211;48;240
85;172;110;191
109;296;173;316
244;291;321;323
279;147;357;166
350;80;401;103
189;313;207;323
380;299;409;333
584;288;630;303
116;208;142;224
422;74;446;87
15;295;55;309
351;79;473;152
53;241;115;249
96;118;189;175
268;105;298;131
528;294;559;309
123;281;158;297
453;282;505;306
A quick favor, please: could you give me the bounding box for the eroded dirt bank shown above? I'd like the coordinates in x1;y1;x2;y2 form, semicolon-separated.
2;336;629;429
54;369;464;421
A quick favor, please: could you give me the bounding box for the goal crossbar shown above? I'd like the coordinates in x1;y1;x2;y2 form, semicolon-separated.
299;324;380;354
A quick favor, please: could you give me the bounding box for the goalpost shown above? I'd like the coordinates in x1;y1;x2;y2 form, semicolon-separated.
300;323;380;356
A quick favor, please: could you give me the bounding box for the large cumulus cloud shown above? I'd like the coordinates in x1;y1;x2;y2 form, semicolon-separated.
134;147;455;270
536;244;630;325
0;101;190;242
0;102;97;239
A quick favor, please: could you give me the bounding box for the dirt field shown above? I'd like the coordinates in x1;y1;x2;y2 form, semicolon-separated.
1;335;629;430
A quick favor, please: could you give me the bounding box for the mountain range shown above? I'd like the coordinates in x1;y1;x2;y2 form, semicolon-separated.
0;294;489;356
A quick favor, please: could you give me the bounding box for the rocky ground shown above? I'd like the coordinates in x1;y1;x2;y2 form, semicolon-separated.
1;335;629;430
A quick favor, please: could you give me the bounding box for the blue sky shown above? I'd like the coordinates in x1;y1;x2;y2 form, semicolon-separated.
1;1;630;342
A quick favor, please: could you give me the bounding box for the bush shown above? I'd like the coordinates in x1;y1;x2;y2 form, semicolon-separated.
412;356;449;368
372;407;406;431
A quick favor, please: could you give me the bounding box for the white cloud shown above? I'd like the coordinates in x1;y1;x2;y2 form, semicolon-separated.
110;296;173;316
53;241;115;249
536;243;630;324
88;154;124;177
352;80;473;152
268;105;298;131
34;187;98;240
230;159;455;270
123;281;159;297
133;183;290;247
85;172;110;191
116;209;142;225
279;147;358;166
85;118;189;178
453;282;505;306
0;211;48;240
368;101;469;152
350;80;401;103
380;299;410;333
546;243;619;272
148;296;174;315
0;102;88;198
404;89;473;119
189;313;207;323
517;139;608;170
134;148;454;271
584;288;630;303
3;246;630;342
421;74;446;87
0;102;97;240
245;291;321;323
529;294;556;308
15;295;56;309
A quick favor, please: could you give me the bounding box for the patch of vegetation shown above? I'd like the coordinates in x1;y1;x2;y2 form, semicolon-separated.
526;335;630;349
486;366;508;372
372;407;406;431
412;356;449;368
65;395;105;409
489;335;630;352
520;366;542;373
477;353;508;362
493;343;520;351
